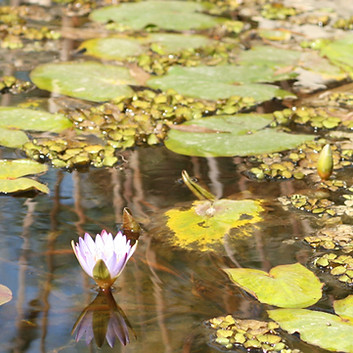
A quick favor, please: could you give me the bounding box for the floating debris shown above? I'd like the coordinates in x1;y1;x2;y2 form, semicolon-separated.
305;224;353;252
278;194;336;216
314;253;353;284
0;76;32;94
66;89;254;149
207;315;302;352
23;138;122;169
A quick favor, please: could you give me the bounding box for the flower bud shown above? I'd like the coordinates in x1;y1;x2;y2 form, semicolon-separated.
317;144;333;180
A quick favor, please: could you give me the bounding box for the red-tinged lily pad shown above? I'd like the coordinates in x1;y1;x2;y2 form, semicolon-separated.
165;114;314;157
0;285;12;306
268;295;353;352
224;263;323;308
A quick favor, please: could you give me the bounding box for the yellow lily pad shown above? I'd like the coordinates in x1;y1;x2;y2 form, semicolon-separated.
166;199;264;251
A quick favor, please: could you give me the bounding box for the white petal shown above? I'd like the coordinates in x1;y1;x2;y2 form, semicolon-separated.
111;253;128;278
84;233;96;254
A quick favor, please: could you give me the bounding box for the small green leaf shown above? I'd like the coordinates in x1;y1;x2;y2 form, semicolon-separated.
0;126;29;148
0;107;73;132
166;114;314;157
30;61;137;102
225;263;323;308
0;284;12;306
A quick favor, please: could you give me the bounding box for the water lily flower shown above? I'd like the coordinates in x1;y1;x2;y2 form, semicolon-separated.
72;230;137;290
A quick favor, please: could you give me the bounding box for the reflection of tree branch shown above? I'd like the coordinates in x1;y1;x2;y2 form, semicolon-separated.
110;168;124;224
145;237;172;353
206;157;223;199
14;199;37;353
41;170;64;353
223;233;242;268
73;171;86;236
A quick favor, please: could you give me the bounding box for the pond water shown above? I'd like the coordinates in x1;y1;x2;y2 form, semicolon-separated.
0;146;348;353
1;0;353;352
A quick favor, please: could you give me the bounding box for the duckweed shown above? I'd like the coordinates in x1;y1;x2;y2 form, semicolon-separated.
314;253;353;284
305;225;353;252
208;315;302;352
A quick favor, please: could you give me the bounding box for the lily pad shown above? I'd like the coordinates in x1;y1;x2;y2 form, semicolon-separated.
237;45;301;68
165;198;264;251
148;65;295;102
0;127;29;148
268;296;353;352
146;33;215;53
89;1;221;31
225;263;322;308
0;159;49;194
0;107;72;132
165;114;314;157
0;285;12;306
321;34;353;78
80;37;145;60
30;61;138;102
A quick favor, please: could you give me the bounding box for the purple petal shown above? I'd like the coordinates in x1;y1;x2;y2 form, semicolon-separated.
110;253;128;279
75;244;94;277
75;311;94;345
106;322;116;348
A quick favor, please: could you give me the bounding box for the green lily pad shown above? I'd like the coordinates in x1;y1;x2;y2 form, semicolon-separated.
148;65;295;102
89;1;221;31
237;45;301;68
165;114;314;157
225;263;323;308
0;127;29;148
165;198;264;251
30;61;138;102
268;296;353;352
0;159;49;194
0;107;72;132
333;295;353;321
321;34;353;78
0;284;12;306
0;178;49;194
80;37;145;60
146;33;215;53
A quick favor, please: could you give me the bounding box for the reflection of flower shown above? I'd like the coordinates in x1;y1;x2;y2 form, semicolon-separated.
71;230;137;289
72;289;132;347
